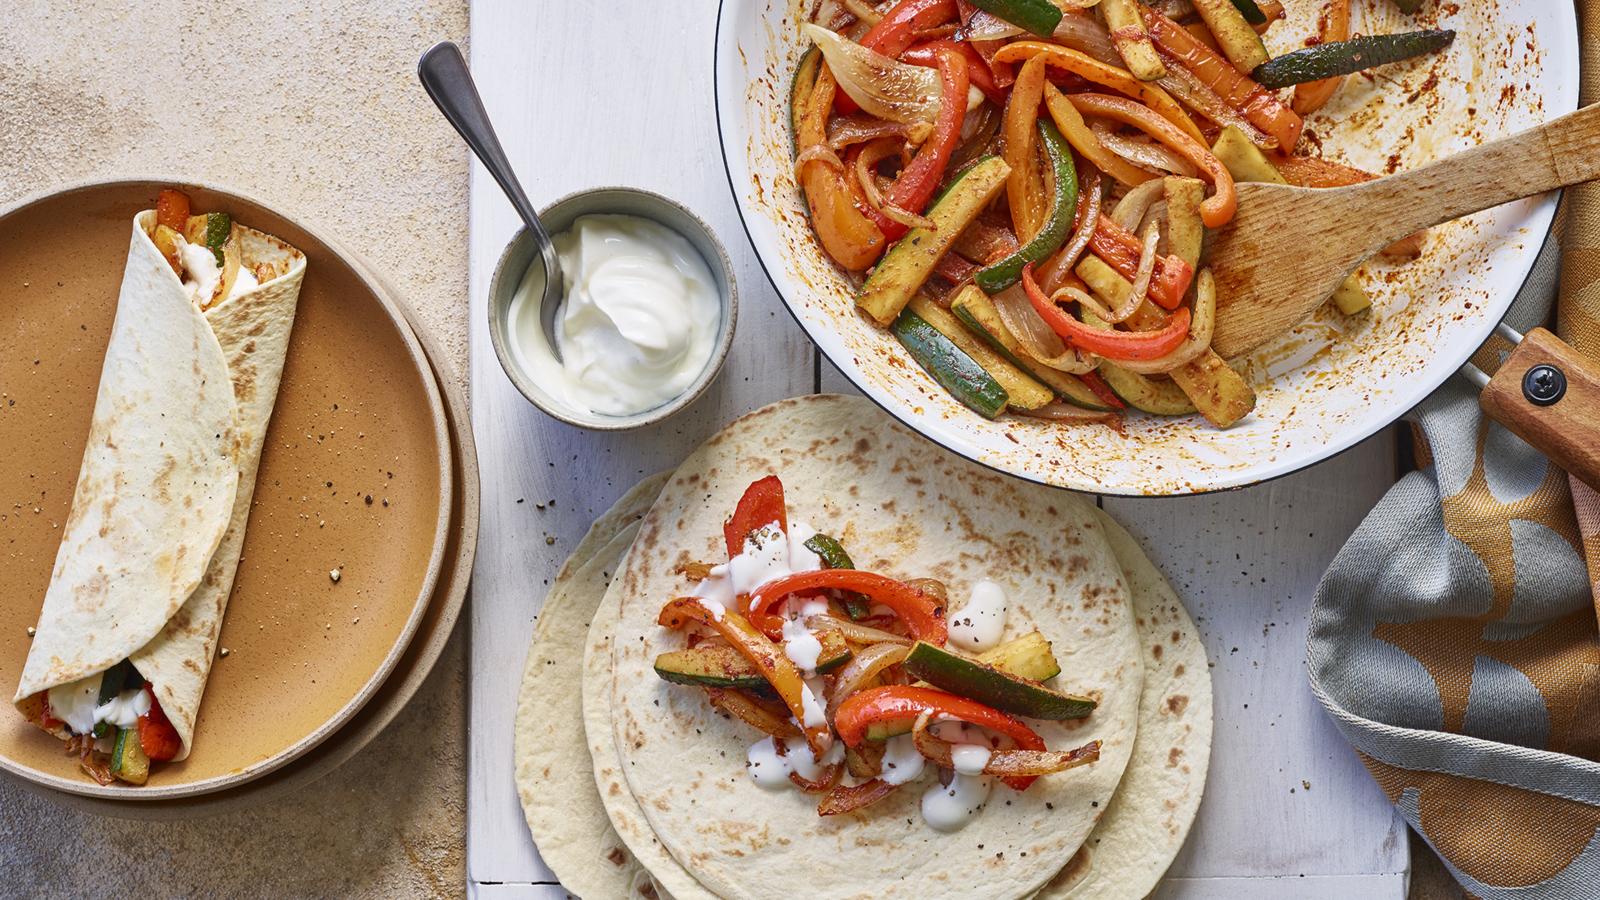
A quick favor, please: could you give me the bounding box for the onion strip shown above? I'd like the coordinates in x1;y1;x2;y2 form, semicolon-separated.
818;779;899;816
1156;54;1276;149
1109;178;1167;232
705;688;803;739
809;613;911;646
803;23;941;125
794;143;846;180
855;138;936;230
911;711;1103;779
1092;121;1198;177
1015;401;1123;427
992;283;1100;373
828;115;932;151
1108;267;1218;374
829;642;911;710
1036;168;1103;294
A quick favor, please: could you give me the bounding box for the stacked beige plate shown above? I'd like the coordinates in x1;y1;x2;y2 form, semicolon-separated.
0;181;478;815
514;395;1212;899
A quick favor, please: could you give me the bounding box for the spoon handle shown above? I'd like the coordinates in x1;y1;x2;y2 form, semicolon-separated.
418;41;559;275
1341;102;1600;254
1480;327;1600;493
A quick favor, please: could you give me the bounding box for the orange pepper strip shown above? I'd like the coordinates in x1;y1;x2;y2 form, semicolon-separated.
1292;0;1350;115
1140;8;1304;151
798;66;887;271
1041;84;1155;189
991;42;1207;146
1022;264;1192;361
1065;93;1236;227
1003;55;1049;240
659;599;834;755
1088;215;1193;310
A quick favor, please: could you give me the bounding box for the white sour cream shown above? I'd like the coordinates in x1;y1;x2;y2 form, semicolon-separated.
176;236;257;307
921;772;993;832
746;735;844;790
692;521;822;610
949;744;993;776
880;734;926;786
45;672;150;735
948;579;1009;652
509;214;721;417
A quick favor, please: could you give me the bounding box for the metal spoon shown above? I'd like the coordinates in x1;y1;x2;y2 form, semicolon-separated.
418;40;565;359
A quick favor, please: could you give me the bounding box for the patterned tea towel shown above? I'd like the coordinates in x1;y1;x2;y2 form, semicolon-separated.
1306;4;1600;897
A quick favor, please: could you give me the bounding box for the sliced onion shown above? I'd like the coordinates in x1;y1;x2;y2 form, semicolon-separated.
853;137;936;230
1052;11;1120;66
840;0;883;26
1057;283;1117;325
961;9;1025;41
804;23;940;125
1036;168;1103;294
992;282;1100;374
1109;178;1167;232
818;778;899;816
846;741;886;779
911;711;1103;778
705;687;802;739
902;577;948;605
1121;221;1161;322
829;642;911;710
1016;402;1124;428
794;142;845;180
1112;267;1218;374
829;114;933;151
775;740;845;793
952;217;1018;265
809;613;911;647
950;102;1001;174
1156;62;1276;150
1092;121;1197;178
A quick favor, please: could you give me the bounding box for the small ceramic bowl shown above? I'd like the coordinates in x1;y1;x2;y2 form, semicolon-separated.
487;187;738;430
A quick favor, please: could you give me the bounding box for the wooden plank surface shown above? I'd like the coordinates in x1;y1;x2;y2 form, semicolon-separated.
465;0;814;886
467;1;1409;894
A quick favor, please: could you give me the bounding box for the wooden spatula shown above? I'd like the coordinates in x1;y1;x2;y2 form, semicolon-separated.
1208;102;1600;490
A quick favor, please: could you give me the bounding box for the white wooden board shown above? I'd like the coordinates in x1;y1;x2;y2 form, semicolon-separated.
467;3;1409;895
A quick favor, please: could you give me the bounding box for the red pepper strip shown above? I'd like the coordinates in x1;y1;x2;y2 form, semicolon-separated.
836;0;958;115
818;778;900;816
834;685;1046;789
1087;215;1193;310
902;40;1005;105
1080;370;1126;410
724;475;787;558
1022;264;1193;362
747;570;947;645
138;686;182;762
659;599;833;754
862;47;970;240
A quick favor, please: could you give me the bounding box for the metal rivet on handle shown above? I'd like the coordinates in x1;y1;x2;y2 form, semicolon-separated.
1523;364;1567;406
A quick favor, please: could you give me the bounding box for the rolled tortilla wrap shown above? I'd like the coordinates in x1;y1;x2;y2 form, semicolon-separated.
14;209;306;763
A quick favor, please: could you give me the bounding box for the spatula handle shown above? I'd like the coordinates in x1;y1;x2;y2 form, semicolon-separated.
1354;103;1600;252
1480;328;1600;493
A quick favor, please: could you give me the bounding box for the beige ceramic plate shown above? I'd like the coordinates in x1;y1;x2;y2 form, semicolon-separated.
0;180;452;799
10;278;479;819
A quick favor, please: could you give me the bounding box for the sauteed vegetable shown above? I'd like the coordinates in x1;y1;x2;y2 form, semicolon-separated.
794;0;1452;428
652;475;1102;831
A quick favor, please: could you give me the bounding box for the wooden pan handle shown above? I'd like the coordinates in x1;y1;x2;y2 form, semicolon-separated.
1480;328;1600;492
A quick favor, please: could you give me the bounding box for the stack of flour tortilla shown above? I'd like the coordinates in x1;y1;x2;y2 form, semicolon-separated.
514;395;1212;899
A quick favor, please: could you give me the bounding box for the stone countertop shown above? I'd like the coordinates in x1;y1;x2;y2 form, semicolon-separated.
0;2;469;895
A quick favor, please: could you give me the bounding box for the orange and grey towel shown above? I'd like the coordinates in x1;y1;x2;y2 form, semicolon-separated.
1308;6;1600;896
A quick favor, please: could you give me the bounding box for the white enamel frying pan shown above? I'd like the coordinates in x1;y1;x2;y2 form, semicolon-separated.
714;0;1580;496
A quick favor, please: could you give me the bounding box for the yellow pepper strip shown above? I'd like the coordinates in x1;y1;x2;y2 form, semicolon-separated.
1003;56;1049;242
1042;84;1156;189
993;42;1207;146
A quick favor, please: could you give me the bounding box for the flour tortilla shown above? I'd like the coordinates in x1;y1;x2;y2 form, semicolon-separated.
1037;511;1213;899
603;395;1143;900
16;210;305;759
514;474;671;900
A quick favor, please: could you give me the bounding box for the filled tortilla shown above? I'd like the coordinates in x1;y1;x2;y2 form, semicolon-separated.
598;395;1143;899
13;190;305;785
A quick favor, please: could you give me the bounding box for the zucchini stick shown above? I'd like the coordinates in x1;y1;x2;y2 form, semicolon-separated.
1191;0;1270;72
1101;0;1167;81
